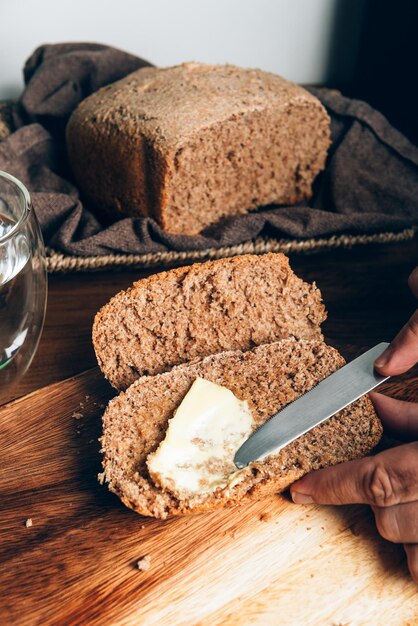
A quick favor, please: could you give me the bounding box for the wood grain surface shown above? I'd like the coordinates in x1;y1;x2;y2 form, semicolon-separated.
1;236;418;625
1;368;418;625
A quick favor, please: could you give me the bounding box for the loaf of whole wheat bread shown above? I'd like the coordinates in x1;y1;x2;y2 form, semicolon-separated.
66;62;331;235
99;338;382;519
93;253;327;390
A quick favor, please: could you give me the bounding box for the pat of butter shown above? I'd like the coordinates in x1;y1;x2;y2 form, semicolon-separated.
146;377;254;499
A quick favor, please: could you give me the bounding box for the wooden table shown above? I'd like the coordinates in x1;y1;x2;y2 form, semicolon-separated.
2;237;418;624
6;237;418;404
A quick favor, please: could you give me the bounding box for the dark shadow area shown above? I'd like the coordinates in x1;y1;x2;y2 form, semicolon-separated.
331;503;411;582
325;0;367;89
326;0;418;145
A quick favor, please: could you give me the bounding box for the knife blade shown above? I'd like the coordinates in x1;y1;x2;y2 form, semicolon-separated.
234;342;390;469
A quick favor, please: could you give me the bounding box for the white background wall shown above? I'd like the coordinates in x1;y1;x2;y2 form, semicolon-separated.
0;0;365;100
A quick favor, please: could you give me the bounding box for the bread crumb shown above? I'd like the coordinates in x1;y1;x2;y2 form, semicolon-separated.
98;472;105;485
25;518;33;528
85;395;90;400
259;512;273;522
140;524;145;529
72;412;84;419
137;555;151;571
306;527;311;531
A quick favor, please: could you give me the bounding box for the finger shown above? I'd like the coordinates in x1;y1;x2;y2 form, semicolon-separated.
369;392;418;442
408;267;418;299
372;501;418;543
290;442;418;507
404;544;418;584
374;265;418;375
374;309;418;376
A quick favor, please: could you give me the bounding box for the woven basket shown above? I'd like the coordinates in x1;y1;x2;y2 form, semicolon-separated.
2;101;416;273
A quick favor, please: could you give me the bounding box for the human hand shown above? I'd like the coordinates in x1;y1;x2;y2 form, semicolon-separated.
373;266;418;376
290;393;418;582
290;266;418;583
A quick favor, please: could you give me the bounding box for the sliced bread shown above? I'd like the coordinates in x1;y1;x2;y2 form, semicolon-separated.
99;338;382;519
93;253;326;390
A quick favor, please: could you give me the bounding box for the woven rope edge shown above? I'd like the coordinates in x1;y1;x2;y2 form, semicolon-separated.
2;101;417;273
2;103;416;273
46;226;417;273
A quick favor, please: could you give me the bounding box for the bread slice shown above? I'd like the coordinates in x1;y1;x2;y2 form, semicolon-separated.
66;62;331;234
99;338;382;519
93;253;326;390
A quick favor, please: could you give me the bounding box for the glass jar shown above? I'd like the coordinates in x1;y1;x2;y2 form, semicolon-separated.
0;171;47;401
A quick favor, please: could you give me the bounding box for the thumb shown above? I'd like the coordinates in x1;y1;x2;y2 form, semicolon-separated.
290;443;418;507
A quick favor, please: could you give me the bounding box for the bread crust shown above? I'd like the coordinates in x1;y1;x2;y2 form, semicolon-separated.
66;62;331;234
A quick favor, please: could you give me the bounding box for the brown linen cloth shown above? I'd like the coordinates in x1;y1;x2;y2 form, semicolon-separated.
0;42;417;256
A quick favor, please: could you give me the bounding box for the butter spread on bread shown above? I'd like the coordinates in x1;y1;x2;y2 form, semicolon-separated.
99;338;382;519
146;378;253;498
96;254;382;519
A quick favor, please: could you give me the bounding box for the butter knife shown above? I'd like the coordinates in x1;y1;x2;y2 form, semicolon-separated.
234;342;390;469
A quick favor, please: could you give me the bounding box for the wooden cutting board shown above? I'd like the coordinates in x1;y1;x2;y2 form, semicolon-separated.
1;368;418;625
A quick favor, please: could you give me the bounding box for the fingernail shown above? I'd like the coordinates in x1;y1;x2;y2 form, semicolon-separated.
374;347;392;369
291;491;314;504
